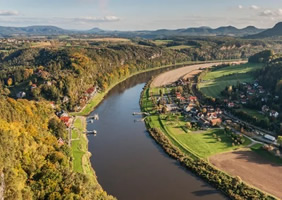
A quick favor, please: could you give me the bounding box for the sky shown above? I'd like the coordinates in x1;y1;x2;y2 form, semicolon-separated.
0;0;282;30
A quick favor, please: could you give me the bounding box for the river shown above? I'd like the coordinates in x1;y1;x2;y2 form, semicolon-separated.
87;68;225;200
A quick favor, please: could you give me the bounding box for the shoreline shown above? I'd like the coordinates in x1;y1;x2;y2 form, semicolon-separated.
140;72;278;199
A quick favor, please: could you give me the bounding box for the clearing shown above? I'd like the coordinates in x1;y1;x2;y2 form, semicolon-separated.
209;149;282;199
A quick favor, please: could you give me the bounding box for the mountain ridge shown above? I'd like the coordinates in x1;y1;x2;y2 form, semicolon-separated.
0;24;266;38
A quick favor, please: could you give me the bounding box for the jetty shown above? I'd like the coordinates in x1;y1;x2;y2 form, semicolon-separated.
132;112;150;116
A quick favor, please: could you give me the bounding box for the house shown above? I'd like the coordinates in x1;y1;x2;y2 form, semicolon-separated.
176;92;181;99
58;138;65;146
165;104;179;112
228;102;235;108
31;84;37;90
269;110;279;118
86;86;96;97
189;96;198;102
259;89;265;94
56;110;68;118
60;116;72;127
50;101;56;109
16;91;26;98
262;105;270;113
63;96;69;103
185;103;196;112
211;118;222;126
247;89;255;95
241;99;247;104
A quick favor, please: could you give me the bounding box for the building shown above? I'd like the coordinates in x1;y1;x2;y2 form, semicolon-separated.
31;84;37;90
227;102;235;108
269;110;279;118
189;96;198;102
16;91;26;98
60;116;73;127
210;118;222;126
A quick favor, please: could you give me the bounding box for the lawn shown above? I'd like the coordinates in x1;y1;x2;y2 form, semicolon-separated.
71;117;95;177
199;63;264;98
163;121;251;158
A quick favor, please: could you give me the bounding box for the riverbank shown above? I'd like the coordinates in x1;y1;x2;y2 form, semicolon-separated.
71;116;115;199
140;79;277;199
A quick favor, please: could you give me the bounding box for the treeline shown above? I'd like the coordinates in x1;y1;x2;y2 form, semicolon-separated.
0;96;114;200
0;45;188;111
147;127;275;200
248;50;274;63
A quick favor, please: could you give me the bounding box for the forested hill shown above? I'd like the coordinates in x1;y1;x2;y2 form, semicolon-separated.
0;39;274;111
0;97;114;199
247;22;282;39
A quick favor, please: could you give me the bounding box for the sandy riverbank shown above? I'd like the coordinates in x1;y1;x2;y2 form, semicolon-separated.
151;61;246;87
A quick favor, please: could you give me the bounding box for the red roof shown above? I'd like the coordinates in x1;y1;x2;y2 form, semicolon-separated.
86;87;95;94
60;116;71;123
189;96;197;101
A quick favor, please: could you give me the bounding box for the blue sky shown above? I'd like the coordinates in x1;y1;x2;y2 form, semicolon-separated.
0;0;282;30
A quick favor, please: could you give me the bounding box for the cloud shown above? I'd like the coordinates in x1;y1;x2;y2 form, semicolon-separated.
250;5;259;10
0;10;19;16
259;9;282;17
73;15;120;23
238;5;243;9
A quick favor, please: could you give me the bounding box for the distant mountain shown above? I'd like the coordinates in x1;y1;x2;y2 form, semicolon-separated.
87;27;104;33
0;25;265;38
0;25;69;36
247;22;282;38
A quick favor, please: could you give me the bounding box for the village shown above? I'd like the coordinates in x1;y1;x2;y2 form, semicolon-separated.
153;77;281;158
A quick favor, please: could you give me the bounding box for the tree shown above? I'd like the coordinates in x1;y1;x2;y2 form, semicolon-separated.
186;122;192;129
277;136;282;147
159;89;163;97
7;78;13;86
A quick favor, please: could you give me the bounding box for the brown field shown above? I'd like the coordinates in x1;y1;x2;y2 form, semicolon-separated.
31;41;52;48
209;150;282;199
151;61;246;87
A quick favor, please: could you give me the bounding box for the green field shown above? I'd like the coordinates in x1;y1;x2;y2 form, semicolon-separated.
199;63;263;98
71;117;94;177
142;87;251;159
163;122;251;158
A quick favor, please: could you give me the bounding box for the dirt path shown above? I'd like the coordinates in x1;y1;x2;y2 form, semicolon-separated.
209;150;282;199
151;61;247;87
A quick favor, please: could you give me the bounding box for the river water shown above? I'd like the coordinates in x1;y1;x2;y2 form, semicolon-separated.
87;68;225;200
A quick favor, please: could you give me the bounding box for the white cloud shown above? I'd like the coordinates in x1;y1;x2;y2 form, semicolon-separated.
74;16;120;23
250;5;259;10
259;9;282;17
238;5;243;9
0;10;19;16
